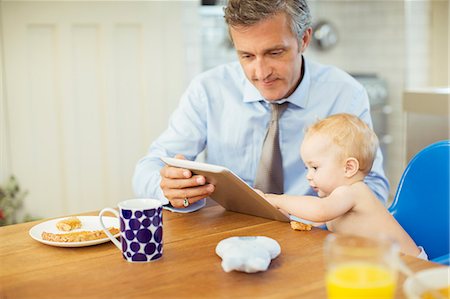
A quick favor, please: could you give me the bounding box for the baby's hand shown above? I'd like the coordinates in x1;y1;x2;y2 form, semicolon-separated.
255;190;279;208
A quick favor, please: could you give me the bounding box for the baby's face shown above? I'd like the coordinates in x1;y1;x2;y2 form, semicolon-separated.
300;134;347;197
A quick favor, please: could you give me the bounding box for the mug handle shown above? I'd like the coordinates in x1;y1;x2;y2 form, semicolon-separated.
99;208;121;250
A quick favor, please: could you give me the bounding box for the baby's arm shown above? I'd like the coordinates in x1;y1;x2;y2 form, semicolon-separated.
263;187;355;223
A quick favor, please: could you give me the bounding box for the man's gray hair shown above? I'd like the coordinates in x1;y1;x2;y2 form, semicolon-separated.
224;0;312;42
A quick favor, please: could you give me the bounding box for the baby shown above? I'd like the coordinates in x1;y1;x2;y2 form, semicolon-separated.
262;113;426;259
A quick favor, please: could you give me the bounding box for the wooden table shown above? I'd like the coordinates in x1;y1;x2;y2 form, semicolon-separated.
0;203;444;298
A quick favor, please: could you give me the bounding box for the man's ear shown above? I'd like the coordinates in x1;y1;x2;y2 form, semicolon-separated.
300;27;312;53
344;157;359;178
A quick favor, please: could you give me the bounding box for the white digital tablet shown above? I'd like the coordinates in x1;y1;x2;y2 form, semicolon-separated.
160;157;290;222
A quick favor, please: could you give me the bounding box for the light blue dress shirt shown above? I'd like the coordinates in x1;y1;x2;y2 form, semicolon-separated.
133;56;390;211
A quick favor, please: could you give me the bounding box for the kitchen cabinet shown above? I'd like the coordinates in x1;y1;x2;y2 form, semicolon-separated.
403;88;449;161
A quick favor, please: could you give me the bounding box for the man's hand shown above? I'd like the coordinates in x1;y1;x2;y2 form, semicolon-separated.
159;154;215;208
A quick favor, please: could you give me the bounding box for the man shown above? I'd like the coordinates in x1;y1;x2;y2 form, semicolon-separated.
133;0;389;211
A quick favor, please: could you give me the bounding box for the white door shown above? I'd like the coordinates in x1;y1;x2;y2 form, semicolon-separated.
1;0;200;219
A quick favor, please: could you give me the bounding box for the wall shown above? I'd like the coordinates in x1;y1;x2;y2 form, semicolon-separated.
0;5;9;184
198;1;448;202
306;0;448;199
1;0;200;219
430;0;449;87
199;1;407;200
307;1;407;201
298;0;448;200
1;0;447;220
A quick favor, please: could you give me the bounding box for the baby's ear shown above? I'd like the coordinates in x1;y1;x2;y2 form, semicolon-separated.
344;157;359;177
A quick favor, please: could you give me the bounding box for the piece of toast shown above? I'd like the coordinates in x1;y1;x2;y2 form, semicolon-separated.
56;217;82;231
42;227;119;242
290;221;312;231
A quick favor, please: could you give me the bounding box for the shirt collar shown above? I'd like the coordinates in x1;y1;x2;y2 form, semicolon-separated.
242;56;310;109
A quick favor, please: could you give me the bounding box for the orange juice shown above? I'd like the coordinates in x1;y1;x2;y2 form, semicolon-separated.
326;262;396;299
421;286;450;299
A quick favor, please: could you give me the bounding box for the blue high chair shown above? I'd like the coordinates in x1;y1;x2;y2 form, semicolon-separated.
388;140;450;264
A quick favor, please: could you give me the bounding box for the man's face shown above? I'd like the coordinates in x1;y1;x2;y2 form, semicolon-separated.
230;12;311;101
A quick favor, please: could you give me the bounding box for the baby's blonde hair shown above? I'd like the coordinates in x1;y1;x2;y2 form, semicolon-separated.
305;113;379;175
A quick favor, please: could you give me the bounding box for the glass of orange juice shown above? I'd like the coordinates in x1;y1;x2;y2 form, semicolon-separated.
324;234;399;299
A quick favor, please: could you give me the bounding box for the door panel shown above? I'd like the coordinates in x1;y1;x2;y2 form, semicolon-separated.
1;1;197;218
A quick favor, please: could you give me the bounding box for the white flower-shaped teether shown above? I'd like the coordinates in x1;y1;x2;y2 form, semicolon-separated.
215;236;281;273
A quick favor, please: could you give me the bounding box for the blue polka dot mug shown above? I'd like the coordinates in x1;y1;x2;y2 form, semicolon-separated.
99;198;163;263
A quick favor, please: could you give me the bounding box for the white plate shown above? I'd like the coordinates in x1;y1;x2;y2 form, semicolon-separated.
29;216;120;247
403;267;450;299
